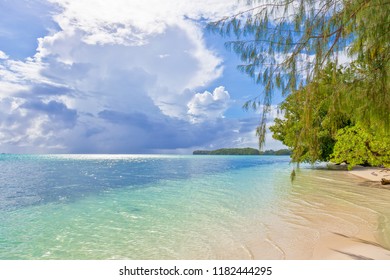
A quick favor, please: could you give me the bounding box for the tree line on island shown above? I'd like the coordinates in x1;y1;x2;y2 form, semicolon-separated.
210;0;389;170
193;148;291;155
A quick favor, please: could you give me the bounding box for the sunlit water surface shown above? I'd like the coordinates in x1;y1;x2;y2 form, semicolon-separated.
0;154;389;259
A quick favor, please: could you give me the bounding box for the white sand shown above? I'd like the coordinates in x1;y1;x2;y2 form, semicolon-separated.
349;166;390;184
315;166;390;259
312;231;390;260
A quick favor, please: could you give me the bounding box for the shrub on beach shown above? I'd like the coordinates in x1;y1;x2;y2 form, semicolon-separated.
331;125;390;170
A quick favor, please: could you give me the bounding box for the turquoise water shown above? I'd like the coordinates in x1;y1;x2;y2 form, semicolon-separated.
1;154;389;259
0;154;292;259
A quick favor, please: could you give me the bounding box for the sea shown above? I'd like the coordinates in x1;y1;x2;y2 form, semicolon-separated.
1;154;389;259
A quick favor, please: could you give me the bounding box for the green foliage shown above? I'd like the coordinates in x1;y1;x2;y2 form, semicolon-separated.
193;148;260;155
210;0;390;147
259;149;292;155
270;63;351;163
192;150;211;155
193;148;291;155
270;62;390;167
331;125;390;170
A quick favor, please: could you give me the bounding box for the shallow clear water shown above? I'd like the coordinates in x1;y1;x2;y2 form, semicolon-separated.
0;154;389;259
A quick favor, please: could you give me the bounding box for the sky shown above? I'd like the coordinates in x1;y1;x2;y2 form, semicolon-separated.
0;0;287;154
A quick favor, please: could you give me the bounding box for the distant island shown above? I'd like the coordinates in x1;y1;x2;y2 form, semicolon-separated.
193;148;291;155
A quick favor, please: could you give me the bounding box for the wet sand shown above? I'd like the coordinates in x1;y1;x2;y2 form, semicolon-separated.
264;167;390;260
316;167;390;259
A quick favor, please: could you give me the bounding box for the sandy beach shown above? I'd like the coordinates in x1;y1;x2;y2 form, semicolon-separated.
311;166;390;259
223;165;390;260
2;155;389;260
228;165;390;260
349;166;390;185
313;231;390;259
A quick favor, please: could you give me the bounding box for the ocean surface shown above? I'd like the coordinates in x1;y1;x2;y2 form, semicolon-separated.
0;154;389;259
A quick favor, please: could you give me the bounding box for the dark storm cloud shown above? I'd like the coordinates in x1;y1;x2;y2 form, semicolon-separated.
22;100;78;128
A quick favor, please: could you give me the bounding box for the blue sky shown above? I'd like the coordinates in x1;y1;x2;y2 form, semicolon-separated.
0;0;286;154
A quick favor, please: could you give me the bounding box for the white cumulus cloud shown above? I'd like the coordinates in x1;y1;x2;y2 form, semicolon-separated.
46;0;245;46
0;50;9;60
0;0;271;153
187;86;231;123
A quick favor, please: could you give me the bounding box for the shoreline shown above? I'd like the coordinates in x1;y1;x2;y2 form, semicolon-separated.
311;167;390;259
349;166;390;185
1;155;390;260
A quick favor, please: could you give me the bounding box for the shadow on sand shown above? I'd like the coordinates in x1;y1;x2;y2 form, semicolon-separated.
330;232;390;260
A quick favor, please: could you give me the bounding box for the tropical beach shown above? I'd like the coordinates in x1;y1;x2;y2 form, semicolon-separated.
328;167;390;259
0;0;389;266
233;165;390;260
287;167;390;260
0;154;389;260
